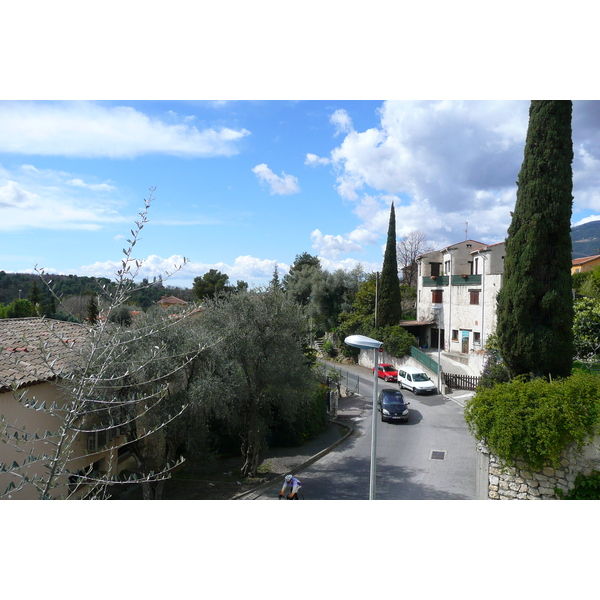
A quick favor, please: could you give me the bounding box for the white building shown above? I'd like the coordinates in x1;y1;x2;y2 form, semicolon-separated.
415;240;505;375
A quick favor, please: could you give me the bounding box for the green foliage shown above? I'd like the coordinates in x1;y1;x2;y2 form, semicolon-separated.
477;333;510;389
465;372;600;470
378;203;402;326
557;471;600;500
4;299;35;318
192;269;230;300
268;381;328;447
575;265;600;299
336;272;416;359
86;295;100;324
378;325;416;358
573;297;600;364
322;340;336;357
194;287;317;477
496;101;574;379
108;305;133;326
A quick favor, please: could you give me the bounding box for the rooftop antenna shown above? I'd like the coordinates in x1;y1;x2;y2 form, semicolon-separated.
464;221;469;240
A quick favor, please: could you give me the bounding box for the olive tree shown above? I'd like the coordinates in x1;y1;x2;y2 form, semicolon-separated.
193;286;317;477
0;190;204;499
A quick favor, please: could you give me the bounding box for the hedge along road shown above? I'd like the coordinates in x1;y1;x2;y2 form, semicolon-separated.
255;360;478;500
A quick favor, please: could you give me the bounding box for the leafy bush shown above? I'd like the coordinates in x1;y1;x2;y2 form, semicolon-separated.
557;471;600;500
322;340;336;357
465;372;600;470
268;382;328;447
378;324;416;358
478;352;510;389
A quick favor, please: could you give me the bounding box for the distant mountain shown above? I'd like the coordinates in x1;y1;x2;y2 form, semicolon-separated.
571;221;600;259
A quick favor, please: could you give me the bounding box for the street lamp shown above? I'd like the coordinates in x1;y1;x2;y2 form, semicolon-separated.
433;306;442;393
344;334;383;500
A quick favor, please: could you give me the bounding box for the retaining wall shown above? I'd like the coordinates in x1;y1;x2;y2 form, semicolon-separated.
476;437;600;500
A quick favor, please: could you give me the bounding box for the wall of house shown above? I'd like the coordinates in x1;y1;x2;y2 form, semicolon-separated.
417;243;504;375
0;382;121;500
476;438;600;500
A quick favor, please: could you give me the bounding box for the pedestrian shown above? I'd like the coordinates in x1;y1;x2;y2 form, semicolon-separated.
279;473;301;499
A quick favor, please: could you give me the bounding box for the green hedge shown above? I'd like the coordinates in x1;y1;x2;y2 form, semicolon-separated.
465;372;600;470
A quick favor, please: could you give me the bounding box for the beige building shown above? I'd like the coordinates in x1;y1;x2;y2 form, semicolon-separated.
416;240;505;374
1;318;124;499
572;254;600;274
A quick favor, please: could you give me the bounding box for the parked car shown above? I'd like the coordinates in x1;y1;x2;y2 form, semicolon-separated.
372;363;398;382
378;388;410;423
398;366;437;395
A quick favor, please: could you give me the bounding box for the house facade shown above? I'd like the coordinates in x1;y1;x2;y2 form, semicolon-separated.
0;318;125;499
572;254;600;274
415;240;505;374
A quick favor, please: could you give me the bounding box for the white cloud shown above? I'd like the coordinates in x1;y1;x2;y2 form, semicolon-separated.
573;215;600;227
0;165;125;231
305;153;330;167
310;229;363;259
66;178;116;192
318;256;381;274
0;101;251;158
330;109;353;136
76;254;290;287
252;163;300;195
308;101;536;253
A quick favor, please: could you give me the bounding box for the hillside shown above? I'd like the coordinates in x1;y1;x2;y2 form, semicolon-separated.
572;220;600;259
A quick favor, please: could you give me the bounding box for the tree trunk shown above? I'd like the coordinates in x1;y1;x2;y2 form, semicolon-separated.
240;434;261;478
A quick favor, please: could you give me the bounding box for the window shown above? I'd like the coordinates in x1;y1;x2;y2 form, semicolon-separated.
473;257;480;274
444;259;450;275
430;262;441;277
474;332;481;345
431;289;443;304
470;290;480;305
452;330;458;341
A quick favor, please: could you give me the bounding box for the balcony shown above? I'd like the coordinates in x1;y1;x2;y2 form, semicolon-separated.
421;274;482;286
452;274;482;285
422;275;449;286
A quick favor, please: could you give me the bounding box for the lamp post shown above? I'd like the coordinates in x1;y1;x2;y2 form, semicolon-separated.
344;334;383;500
433;306;442;393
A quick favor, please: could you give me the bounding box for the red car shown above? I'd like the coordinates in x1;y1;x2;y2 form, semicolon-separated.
373;363;398;382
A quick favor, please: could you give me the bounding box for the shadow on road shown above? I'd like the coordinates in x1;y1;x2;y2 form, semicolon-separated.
301;453;472;500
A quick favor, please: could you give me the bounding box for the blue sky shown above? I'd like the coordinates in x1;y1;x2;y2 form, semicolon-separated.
2;100;600;289
2;4;598;292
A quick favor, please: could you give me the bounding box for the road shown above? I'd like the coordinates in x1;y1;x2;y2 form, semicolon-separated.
259;362;478;500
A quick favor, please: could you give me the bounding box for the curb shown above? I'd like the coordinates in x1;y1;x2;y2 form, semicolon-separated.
231;418;356;500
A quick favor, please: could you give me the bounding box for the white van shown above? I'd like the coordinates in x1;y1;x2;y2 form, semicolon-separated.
397;366;437;395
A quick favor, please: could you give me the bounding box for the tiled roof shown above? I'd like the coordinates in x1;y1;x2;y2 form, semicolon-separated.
157;296;187;306
0;318;89;392
572;255;600;265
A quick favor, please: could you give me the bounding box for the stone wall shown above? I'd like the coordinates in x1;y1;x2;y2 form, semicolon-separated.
477;437;600;500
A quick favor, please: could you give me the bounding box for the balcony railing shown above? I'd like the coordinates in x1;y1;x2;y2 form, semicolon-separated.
422;274;482;286
422;275;449;286
451;274;482;285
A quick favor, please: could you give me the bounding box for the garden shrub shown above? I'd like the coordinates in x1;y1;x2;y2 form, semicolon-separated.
268;383;328;447
557;471;600;500
465;372;600;470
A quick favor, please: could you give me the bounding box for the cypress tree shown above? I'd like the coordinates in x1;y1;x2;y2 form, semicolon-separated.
378;202;402;327
496;100;574;379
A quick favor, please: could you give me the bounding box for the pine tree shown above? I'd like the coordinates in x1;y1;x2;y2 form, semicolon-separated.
86;294;100;324
378;202;402;327
496;100;574;379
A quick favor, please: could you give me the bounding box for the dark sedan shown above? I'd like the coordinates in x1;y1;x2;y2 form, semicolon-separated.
377;388;410;423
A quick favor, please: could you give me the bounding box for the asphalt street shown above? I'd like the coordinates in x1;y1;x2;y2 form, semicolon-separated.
254;362;478;500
